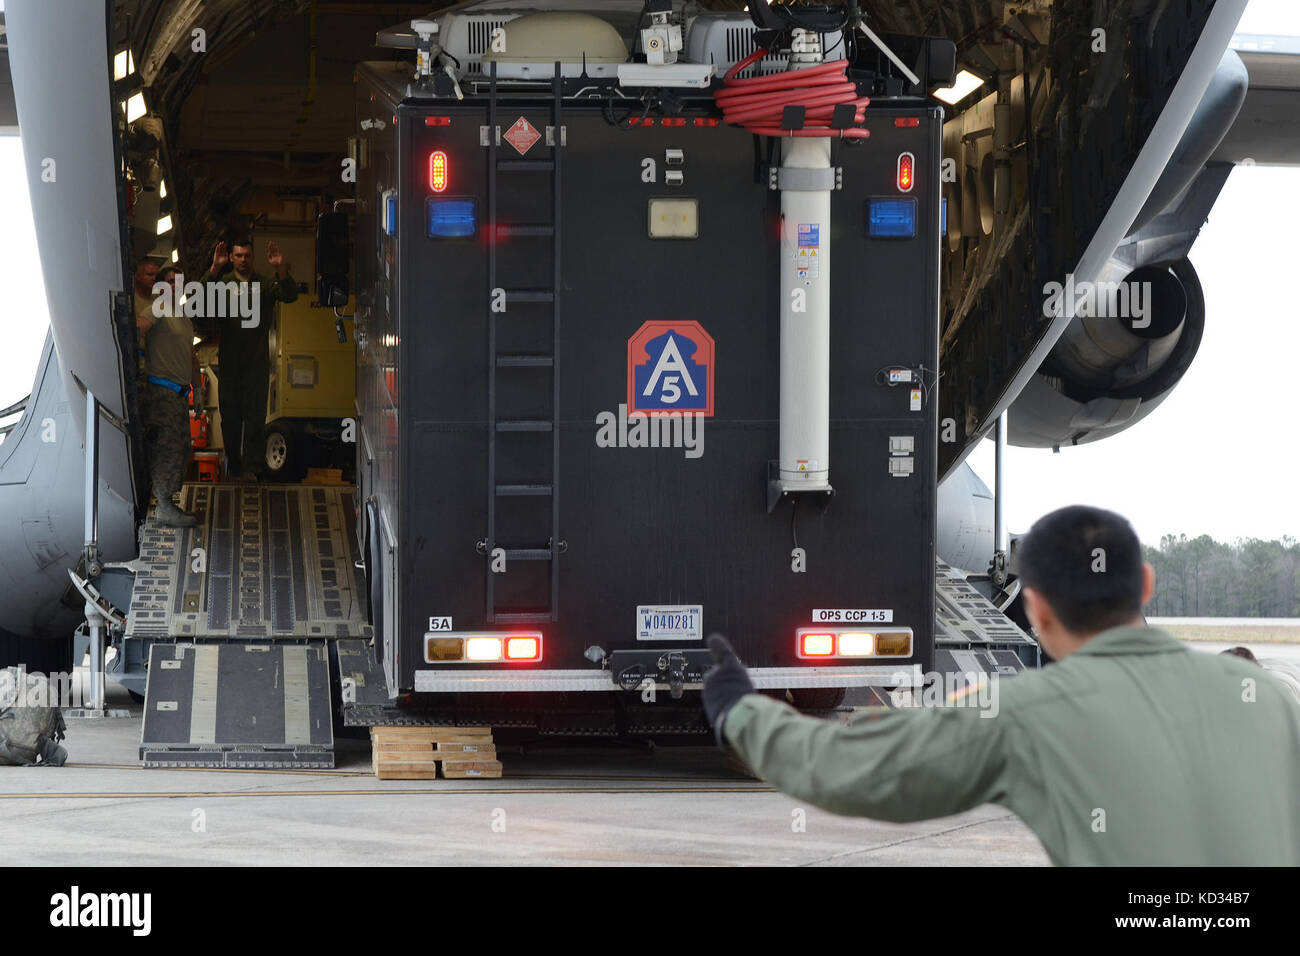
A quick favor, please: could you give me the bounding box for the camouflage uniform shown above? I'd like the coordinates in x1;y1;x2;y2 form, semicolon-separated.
144;305;197;516
134;290;154;416
144;384;190;500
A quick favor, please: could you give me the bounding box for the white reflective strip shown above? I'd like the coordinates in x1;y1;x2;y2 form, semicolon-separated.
412;665;922;693
189;645;219;744
282;646;311;745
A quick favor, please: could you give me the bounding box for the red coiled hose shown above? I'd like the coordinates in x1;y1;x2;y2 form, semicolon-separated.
714;48;870;138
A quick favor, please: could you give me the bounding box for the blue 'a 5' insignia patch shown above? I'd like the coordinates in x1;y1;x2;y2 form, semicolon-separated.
626;321;715;416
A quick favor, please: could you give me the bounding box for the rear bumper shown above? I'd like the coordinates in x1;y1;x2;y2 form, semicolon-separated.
412;664;922;693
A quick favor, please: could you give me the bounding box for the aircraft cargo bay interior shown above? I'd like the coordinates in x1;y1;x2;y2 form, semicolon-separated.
0;0;1297;881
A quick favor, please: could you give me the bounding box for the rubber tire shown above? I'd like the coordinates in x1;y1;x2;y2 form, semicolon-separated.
263;425;305;482
788;687;847;711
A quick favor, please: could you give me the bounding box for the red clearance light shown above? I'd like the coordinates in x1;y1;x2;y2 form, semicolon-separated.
800;632;835;657
693;117;720;127
429;150;448;192
897;151;914;192
894;117;920;127
629;117;656;127
425;116;452;126
662;117;686;127
505;635;541;661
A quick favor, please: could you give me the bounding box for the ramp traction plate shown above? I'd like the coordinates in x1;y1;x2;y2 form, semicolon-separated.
127;483;373;641
140;642;334;768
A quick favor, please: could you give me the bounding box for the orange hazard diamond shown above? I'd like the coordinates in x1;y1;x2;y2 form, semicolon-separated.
504;117;541;156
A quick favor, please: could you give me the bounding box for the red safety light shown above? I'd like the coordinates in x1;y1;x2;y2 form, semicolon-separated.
662;117;686;127
800;632;835;657
429;150;448;192
693;117;720;127
629;117;656;127
894;117;920;128
505;635;541;661
425;115;452;126
897;151;914;192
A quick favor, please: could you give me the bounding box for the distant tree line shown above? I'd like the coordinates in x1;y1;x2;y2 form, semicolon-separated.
1141;535;1300;617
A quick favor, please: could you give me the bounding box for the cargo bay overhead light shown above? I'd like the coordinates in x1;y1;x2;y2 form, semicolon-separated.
113;49;136;82
123;92;146;122
932;69;984;105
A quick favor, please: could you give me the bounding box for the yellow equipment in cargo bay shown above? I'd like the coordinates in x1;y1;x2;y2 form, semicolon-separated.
263;296;355;481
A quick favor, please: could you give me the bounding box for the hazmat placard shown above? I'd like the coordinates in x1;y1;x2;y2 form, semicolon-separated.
504;117;541;156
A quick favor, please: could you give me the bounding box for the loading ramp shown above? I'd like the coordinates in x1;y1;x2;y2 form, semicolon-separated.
131;483;373;767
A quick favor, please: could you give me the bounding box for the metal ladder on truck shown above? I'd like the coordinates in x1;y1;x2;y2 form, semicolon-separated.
482;63;563;624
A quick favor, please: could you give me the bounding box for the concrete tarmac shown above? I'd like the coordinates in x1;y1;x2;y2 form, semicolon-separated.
8;638;1289;867
0;681;1049;866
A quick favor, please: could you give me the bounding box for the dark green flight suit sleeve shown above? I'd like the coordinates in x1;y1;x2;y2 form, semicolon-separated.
269;273;298;304
723;694;1012;822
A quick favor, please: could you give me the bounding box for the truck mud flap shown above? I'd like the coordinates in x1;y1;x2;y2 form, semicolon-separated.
140;642;333;768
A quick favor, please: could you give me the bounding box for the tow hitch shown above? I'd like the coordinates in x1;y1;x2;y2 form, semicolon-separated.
609;649;713;699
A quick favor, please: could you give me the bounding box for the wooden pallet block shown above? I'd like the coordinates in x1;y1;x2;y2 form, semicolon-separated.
440;759;503;779
374;766;440;780
435;741;497;755
372;753;439;779
303;467;345;484
374;749;438;762
371;725;499;779
373;740;438;752
370;726;492;738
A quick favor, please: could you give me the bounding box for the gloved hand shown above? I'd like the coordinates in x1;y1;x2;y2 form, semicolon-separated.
702;633;755;746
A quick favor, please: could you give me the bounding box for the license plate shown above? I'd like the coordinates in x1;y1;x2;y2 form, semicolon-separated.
636;605;703;642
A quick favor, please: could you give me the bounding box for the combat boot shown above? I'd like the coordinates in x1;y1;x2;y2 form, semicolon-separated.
156;497;198;527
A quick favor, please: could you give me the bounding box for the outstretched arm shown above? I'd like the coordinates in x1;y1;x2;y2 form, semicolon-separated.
723;693;1010;822
703;634;1011;823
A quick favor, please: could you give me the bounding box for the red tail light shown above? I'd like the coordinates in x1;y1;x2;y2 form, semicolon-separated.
505;636;541;661
897;152;914;192
800;632;835;657
429;150;448;192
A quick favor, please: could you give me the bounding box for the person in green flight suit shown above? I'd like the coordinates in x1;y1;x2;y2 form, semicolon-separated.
703;505;1300;865
200;237;297;480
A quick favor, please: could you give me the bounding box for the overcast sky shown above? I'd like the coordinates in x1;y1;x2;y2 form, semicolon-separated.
966;161;1300;546
0;0;1295;547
